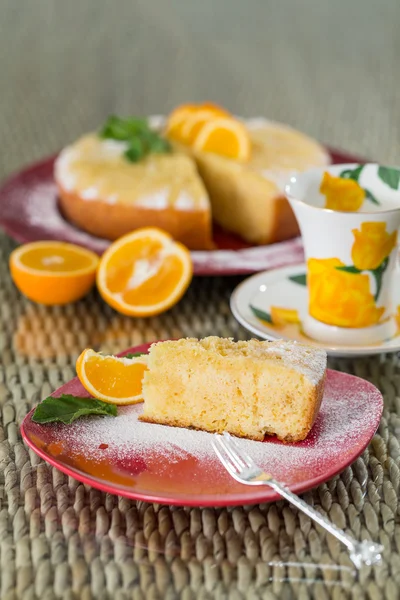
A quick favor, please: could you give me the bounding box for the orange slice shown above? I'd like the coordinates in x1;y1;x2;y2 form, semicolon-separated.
180;106;230;144
166;102;229;143
97;227;193;317
9;241;99;305
193;117;251;161
76;349;148;404
165;104;198;142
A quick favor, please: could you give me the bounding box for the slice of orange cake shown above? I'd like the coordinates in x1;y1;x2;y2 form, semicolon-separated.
54;125;213;250
140;337;327;442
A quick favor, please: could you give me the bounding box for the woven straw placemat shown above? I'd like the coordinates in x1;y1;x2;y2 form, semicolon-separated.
1;230;399;600
1;0;400;598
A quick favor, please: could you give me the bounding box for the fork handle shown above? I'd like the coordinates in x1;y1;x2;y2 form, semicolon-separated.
268;479;382;567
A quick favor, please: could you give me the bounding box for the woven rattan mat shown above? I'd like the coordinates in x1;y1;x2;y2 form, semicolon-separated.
1;231;400;600
1;0;400;598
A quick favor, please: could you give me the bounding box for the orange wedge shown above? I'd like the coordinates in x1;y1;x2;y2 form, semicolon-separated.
97;227;193;317
166;102;230;143
76;349;148;404
165;104;198;142
180;106;230;144
9;241;99;305
193;117;251;161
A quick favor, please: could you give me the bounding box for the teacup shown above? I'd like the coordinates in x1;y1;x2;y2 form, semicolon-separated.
285;163;400;345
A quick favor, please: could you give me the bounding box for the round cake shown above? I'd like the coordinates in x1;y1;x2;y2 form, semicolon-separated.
54;116;330;250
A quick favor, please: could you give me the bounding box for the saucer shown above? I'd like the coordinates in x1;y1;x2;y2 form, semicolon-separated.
230;264;400;357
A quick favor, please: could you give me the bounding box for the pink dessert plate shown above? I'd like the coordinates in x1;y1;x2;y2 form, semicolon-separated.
0;146;364;276
21;342;383;507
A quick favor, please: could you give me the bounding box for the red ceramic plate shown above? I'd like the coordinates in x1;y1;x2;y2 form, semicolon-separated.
21;342;383;507
0;148;364;275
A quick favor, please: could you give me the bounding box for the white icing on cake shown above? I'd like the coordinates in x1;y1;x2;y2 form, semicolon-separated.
80;186;99;200
55;138;130;195
135;191;169;210
54;132;208;210
54;147;78;191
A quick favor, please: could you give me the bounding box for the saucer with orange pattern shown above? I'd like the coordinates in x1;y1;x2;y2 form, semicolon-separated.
230;264;400;357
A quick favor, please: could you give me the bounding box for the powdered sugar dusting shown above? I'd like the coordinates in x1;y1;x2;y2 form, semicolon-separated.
260;340;327;385
177;337;326;386
47;370;382;483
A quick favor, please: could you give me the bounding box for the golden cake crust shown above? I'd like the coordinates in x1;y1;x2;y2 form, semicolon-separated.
57;185;214;250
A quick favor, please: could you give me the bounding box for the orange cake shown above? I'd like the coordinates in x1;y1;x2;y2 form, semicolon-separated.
54;133;213;250
140;337;327;442
182;119;330;245
55;111;330;250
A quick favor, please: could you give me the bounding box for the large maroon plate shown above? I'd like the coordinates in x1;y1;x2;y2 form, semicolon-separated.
21;342;383;507
0;148;363;275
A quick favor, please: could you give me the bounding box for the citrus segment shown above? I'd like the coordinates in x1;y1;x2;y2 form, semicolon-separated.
97;227;193;316
9;241;99;305
76;349;148;405
193;117;251;161
165;104;198;142
181;107;230;144
166;102;230;144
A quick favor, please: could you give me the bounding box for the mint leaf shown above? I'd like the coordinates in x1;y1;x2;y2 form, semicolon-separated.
101;116;148;141
124;352;147;358
32;394;117;425
149;137;171;154
250;305;273;323
289;273;307;286
335;265;362;274
124;138;144;162
100;115;171;163
377;166;400;190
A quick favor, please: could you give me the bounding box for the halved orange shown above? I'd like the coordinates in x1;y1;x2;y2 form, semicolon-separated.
76;349;148;404
97;227;193;317
193;117;251;161
9;241;99;305
180;106;230;144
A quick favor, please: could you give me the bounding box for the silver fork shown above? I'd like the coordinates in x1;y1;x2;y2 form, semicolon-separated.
212;432;383;568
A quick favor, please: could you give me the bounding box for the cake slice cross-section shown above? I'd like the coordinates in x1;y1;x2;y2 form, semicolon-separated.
140;337;327;442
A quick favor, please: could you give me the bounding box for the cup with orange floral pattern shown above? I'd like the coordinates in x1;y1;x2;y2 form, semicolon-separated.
285;163;400;345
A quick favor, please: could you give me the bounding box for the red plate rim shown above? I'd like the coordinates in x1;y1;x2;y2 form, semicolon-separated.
20;342;383;507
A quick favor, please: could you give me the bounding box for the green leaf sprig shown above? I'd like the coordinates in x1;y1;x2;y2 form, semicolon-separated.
100;116;171;163
32;394;117;425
